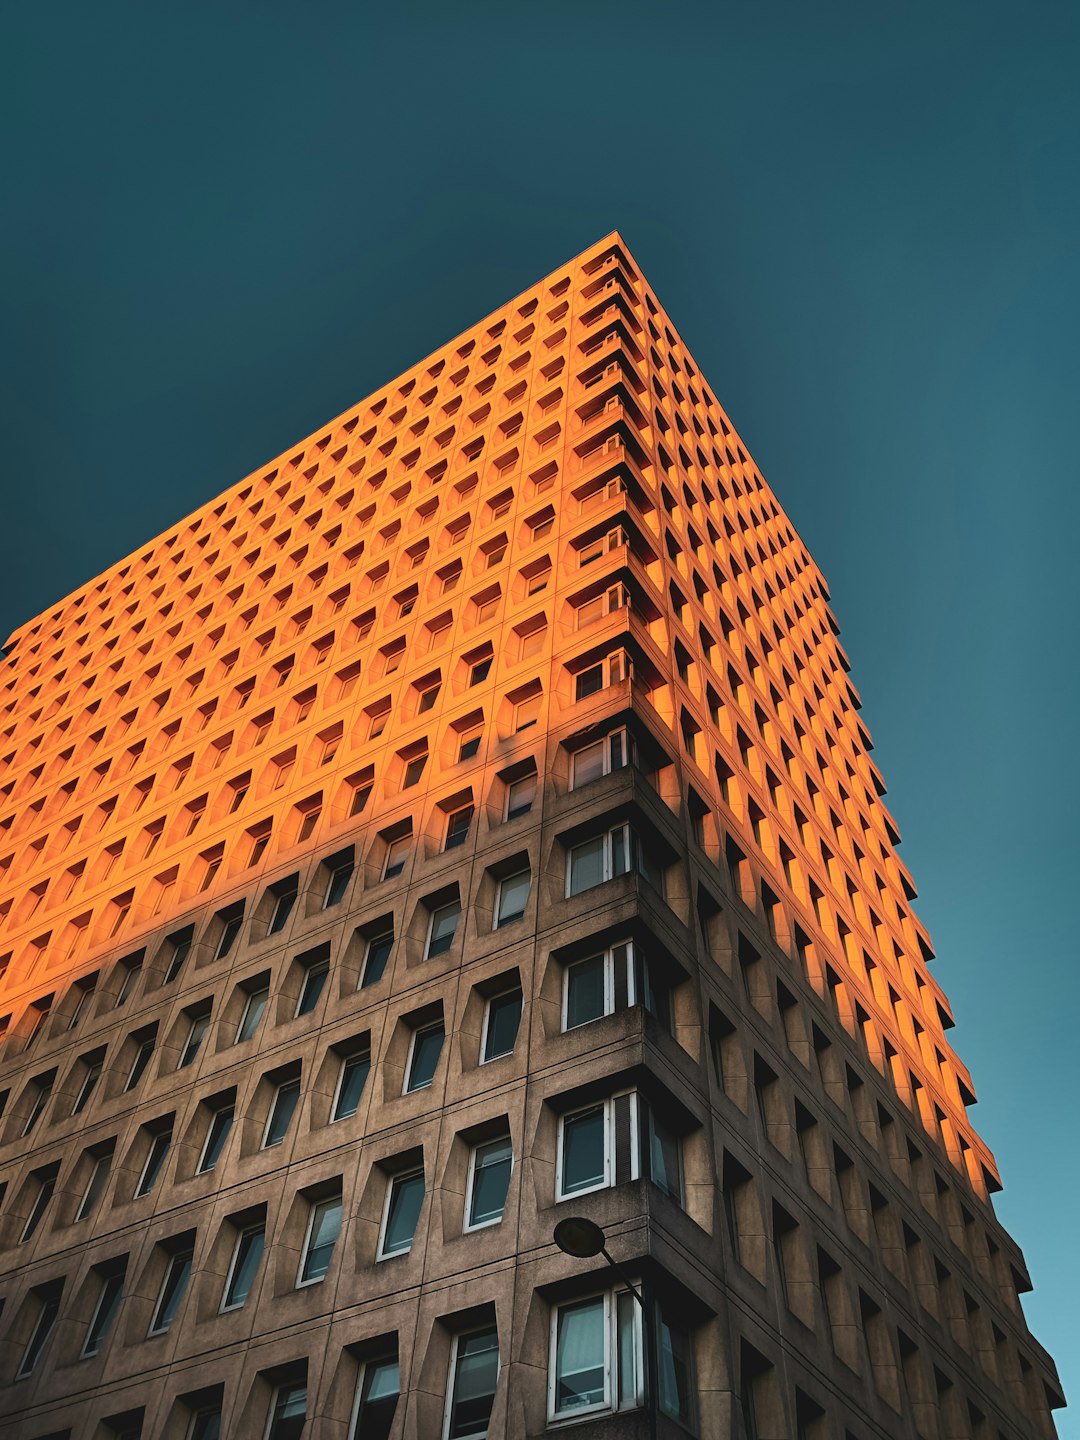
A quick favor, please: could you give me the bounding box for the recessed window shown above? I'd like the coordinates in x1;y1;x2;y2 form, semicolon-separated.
469;655;492;686
571;728;634;788
19;1170;56;1243
178;1012;210;1069
76;1151;112;1222
426;902;461;959
332;1048;370;1122
163;928;193;983
189;1405;222;1440
495;869;531;928
567;824;656;896
71;1054;104;1114
446;1327;500;1440
549;1290;641;1421
574;650;631;700
295;953;330;1017
149;1246;193;1335
562;940;669;1031
263;1077;301;1148
482;987;523;1063
505;772;536;821
350;1356;400;1440
236;983;269;1043
383;833;411;880
458;728;482;762
402;753;427;788
444;805;473;850
266;1381;307;1440
466;1137;513;1230
556;1091;681;1204
514;692;541;731
361;929;394;988
16;1290;60;1377
268;876;299;934
323;852;355;907
115;961;142;1006
418;680;441;713
405;1021;445;1092
299;1193;343;1284
221;1223;265;1311
135;1127;173;1198
198;1102;234;1173
81;1268;124;1358
124;1034;156;1091
379;1169;425;1258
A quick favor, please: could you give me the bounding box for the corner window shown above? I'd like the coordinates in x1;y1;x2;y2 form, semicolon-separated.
556;1092;681;1204
566;824;656;896
299;1192;343;1284
570;728;634;788
548;1290;641;1420
495;870;530;928
574;650;631;701
562;941;669;1032
379;1169;425;1258
481;988;522;1063
445;1326;499;1439
405;1021;445;1092
465;1137;513;1231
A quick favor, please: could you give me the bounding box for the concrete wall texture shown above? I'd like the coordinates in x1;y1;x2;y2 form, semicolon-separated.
0;234;1063;1439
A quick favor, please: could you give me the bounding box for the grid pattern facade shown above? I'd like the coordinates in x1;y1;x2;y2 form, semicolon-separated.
0;232;1063;1439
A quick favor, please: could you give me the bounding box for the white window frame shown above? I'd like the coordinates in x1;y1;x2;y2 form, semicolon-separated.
323;858;354;908
442;1326;501;1440
268;881;298;934
444;804;474;849
546;1287;644;1423
197;1102;234;1173
75;1152;110;1222
565;823;634;897
124;1037;154;1091
19;1174;55;1244
403;1021;444;1093
504;772;536;821
480;987;523;1064
575;583;629;629
235;984;269;1043
556;1098;619;1202
348;1357;401;1440
377;1168;425;1260
360;930;394;988
570;728;633;789
71;1058;103;1114
264;1381;307;1440
296;1193;343;1287
81;1270;123;1357
295;956;330;1017
187;1404;223;1440
561;941;637;1031
220;1221;265;1312
574;650;631;702
331;1048;370;1122
261;1077;301;1148
383;835;410;880
464;1136;513;1233
179;1012;209;1068
494;869;531;928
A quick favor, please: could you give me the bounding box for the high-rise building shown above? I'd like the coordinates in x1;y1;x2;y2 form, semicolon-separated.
0;232;1063;1440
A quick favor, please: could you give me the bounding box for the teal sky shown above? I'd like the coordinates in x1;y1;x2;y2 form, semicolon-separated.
2;0;1077;1420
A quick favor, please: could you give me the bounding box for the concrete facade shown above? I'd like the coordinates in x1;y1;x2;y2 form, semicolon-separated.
0;233;1064;1439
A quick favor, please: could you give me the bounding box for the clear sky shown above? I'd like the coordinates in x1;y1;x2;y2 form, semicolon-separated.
2;0;1077;1421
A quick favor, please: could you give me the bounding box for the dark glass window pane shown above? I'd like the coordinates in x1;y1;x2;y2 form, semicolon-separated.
301;1198;342;1283
18;1293;60;1377
657;1313;693;1425
561;1108;606;1195
83;1272;123;1356
362;933;393;988
406;1025;444;1091
468;1138;512;1228
565;954;607;1029
264;1080;300;1147
333;1054;370;1121
554;1297;605;1414
136;1131;172;1197
268;1382;307;1440
224;1226;265;1309
269;885;298;934
190;1410;221;1440
151;1251;192;1333
483;990;522;1062
199;1106;234;1172
426;904;460;958
237;988;268;1042
351;1359;399;1440
325;862;354;907
448;1326;499;1439
382;1171;425;1256
296;961;329;1016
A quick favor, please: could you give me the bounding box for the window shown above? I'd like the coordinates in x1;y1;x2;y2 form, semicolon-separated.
136;1127;173;1197
76;1150;112;1221
458;729;482;762
299;1193;343;1284
468;655;492;686
149;1246;193;1334
214;905;244;960
548;1290;641;1421
405;1021;445;1091
570;728;634;788
556;1092;681;1203
116;961;142;1006
402;753;427;788
323;852;354;907
125;1034;156;1091
574;650;631;700
504;772;536;820
383;834;411;880
513;693;541;731
236;983;269;1043
567;824;656;895
178;1012;210;1069
295;953;330;1017
268;877;298;934
445;1326;499;1439
495;870;530;927
482;988;522;1063
575;584;628;628
361;929;393;988
82;1268;124;1357
221;1223;265;1310
17;1289;60;1377
71;1054;104;1114
190;1406;222;1440
263;1077;301;1147
418;680;441;713
332;1048;370;1121
198;1102;234;1173
350;1356;399;1440
444;805;474;850
266;1381;307;1440
466;1137;513;1231
379;1169;425;1258
426;901;461;958
562;941;669;1031
20;1169;56;1243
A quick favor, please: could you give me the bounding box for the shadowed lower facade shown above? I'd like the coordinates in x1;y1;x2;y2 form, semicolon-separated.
0;233;1064;1439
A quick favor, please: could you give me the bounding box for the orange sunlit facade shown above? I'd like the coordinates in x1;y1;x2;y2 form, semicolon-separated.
0;233;1063;1439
